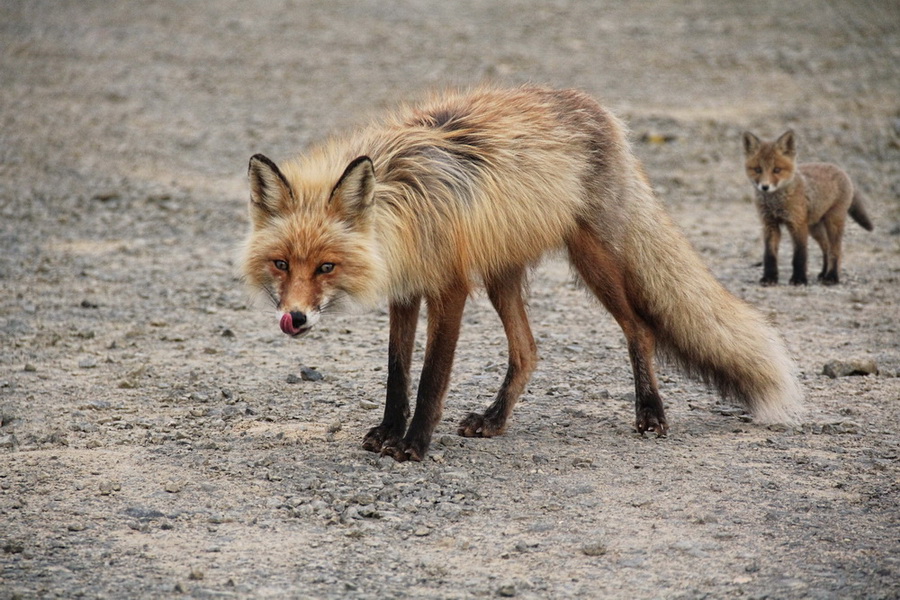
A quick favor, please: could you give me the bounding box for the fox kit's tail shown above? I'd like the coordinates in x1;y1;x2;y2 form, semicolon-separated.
849;190;874;231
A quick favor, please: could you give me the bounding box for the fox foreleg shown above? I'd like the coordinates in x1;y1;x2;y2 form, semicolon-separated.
363;298;420;454
381;287;468;462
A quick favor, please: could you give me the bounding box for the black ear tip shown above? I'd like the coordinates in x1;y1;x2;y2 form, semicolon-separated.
348;155;374;170
249;153;278;173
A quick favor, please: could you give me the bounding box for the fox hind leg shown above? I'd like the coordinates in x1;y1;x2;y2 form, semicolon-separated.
363;297;420;453
809;222;831;282
458;266;537;438
566;226;668;436
821;210;847;285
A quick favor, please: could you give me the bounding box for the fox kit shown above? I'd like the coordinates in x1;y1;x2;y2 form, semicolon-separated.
242;86;803;462
742;130;873;285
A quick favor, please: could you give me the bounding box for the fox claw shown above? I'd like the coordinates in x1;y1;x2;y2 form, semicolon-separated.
362;424;404;453
635;411;669;438
457;412;506;438
380;440;424;463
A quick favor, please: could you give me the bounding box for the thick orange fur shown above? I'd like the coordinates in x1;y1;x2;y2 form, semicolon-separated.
242;86;803;461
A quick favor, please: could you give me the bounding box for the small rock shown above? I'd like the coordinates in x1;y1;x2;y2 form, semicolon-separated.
581;541;608;556
188;567;204;581
823;359;878;378
300;366;324;381
359;399;379;410
98;480;121;495
819;421;861;435
497;583;517;597
67;522;87;532
285;374;302;384
164;480;183;493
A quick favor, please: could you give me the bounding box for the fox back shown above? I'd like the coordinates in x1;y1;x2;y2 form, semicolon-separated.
241;87;641;318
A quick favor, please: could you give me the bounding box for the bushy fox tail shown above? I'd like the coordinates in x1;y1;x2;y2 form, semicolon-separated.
632;199;803;423
578;175;804;426
849;190;874;231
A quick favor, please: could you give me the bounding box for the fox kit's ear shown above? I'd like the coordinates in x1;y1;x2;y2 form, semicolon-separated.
775;130;796;157
742;131;761;156
248;154;293;224
330;156;376;224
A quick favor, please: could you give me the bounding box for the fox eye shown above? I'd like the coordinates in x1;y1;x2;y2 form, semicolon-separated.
317;262;335;274
753;167;762;174
273;260;289;271
773;167;781;174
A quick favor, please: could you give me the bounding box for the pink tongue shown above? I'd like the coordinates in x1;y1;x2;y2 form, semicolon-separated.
280;313;297;335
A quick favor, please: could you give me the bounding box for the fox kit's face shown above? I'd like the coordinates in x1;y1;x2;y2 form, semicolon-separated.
241;154;384;337
742;130;797;194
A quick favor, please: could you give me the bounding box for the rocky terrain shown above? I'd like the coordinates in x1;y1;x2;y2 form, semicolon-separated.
1;1;898;598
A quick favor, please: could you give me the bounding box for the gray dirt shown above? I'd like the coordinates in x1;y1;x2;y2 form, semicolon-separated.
1;1;899;598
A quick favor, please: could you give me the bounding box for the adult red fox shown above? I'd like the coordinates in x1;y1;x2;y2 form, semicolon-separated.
742;130;873;285
242;86;803;462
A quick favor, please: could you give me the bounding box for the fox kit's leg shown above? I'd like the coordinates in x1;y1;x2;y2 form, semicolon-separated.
809;222;831;282
821;209;847;285
458;266;537;438
761;222;781;286
362;297;420;453
566;227;668;436
382;285;468;462
786;221;809;285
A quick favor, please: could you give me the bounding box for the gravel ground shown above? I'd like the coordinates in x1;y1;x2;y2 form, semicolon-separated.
1;1;899;598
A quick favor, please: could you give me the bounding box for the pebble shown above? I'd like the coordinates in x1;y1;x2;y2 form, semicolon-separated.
817;421;861;435
581;541;608;556
300;366;324;381
98;480;121;495
823;359;878;378
164;480;183;493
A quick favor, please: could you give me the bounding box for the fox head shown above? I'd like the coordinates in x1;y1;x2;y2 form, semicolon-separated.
742;130;797;194
241;154;386;337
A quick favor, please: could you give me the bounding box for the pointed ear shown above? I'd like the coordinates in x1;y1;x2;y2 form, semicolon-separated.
775;130;796;157
330;156;376;224
742;131;761;156
248;154;293;224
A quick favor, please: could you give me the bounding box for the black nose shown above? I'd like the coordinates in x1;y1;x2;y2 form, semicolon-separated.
290;311;307;328
761;184;770;192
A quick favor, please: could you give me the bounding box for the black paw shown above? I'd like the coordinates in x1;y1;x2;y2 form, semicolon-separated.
380;438;427;462
635;409;669;438
457;412;506;437
362;424;404;454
